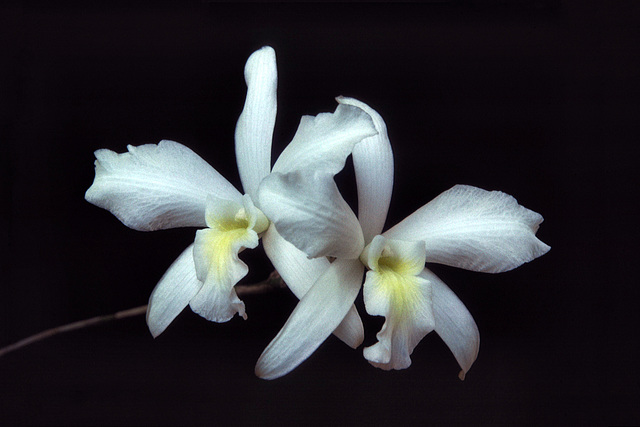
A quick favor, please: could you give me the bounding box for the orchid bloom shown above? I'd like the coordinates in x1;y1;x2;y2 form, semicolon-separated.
255;97;550;380
85;47;377;346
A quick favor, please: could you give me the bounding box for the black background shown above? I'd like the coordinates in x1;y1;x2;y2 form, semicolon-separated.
2;1;639;425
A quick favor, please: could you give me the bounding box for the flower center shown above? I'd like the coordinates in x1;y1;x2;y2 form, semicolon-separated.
361;235;428;318
193;194;269;285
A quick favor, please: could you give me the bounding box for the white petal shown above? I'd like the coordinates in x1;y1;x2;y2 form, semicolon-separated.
420;268;480;380
261;225;364;348
362;264;434;371
146;244;202;338
271;103;377;175
384;185;551;273
255;258;364;380
235;46;277;199
85;140;242;231
337;97;394;243
258;170;364;259
188;272;247;323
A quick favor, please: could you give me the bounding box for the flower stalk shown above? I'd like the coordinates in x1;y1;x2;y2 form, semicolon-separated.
0;271;285;358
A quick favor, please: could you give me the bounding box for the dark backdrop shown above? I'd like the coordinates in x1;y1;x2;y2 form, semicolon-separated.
2;2;638;425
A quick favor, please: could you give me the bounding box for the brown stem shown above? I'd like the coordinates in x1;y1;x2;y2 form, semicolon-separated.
0;271;285;358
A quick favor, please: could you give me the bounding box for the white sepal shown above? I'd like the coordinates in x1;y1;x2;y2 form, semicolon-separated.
235;46;277;199
272;103;377;175
261;225;364;348
258;170;364;259
146;244;202;338
337;97;394;243
85;140;242;231
255;258;364;380
420;268;480;380
384;185;551;273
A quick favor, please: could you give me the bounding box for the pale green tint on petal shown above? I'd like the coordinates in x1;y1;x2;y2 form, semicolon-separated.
191;226;252;322
261;225;364;349
361;235;426;276
420;268;480;380
146;244;202;338
362;270;434;370
362;235;434;370
384;185;550;273
258;170;364;259
204;195;268;238
191;195;264;322
85;140;242;231
255;259;364;380
272;103;377;176
337;97;394;243
235;46;277;199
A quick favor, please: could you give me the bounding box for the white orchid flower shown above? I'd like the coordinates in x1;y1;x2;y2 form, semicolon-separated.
255;97;550;380
85;47;377;347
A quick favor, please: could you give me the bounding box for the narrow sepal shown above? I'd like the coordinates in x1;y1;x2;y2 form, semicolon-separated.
255;259;364;380
261;225;364;348
235;46;277;199
146;244;202;338
337;97;394;243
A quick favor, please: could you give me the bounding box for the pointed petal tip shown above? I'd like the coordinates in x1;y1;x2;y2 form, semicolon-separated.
146;312;165;339
254;354;286;381
458;370;466;381
254;368;275;381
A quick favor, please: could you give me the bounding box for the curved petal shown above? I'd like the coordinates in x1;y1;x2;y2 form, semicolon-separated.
188;271;247;323
146;244;202;338
420;268;480;380
235;46;277;199
337;97;394;243
384;185;551;273
262;225;364;348
271;103;377;176
190;196;264;322
361;239;434;371
255;258;364;380
85;140;242;231
258;170;364;259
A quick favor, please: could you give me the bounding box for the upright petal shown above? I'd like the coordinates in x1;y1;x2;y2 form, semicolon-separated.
261;225;364;348
255;258;364;380
337;97;394;243
420;268;480;380
85;140;242;231
384;185;551;273
271;103;377;176
258;170;364;259
146;244;202;338
235;46;277;199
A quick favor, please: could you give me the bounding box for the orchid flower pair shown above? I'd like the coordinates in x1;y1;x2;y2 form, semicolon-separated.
254;98;550;379
86;46;549;380
85;46;371;348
